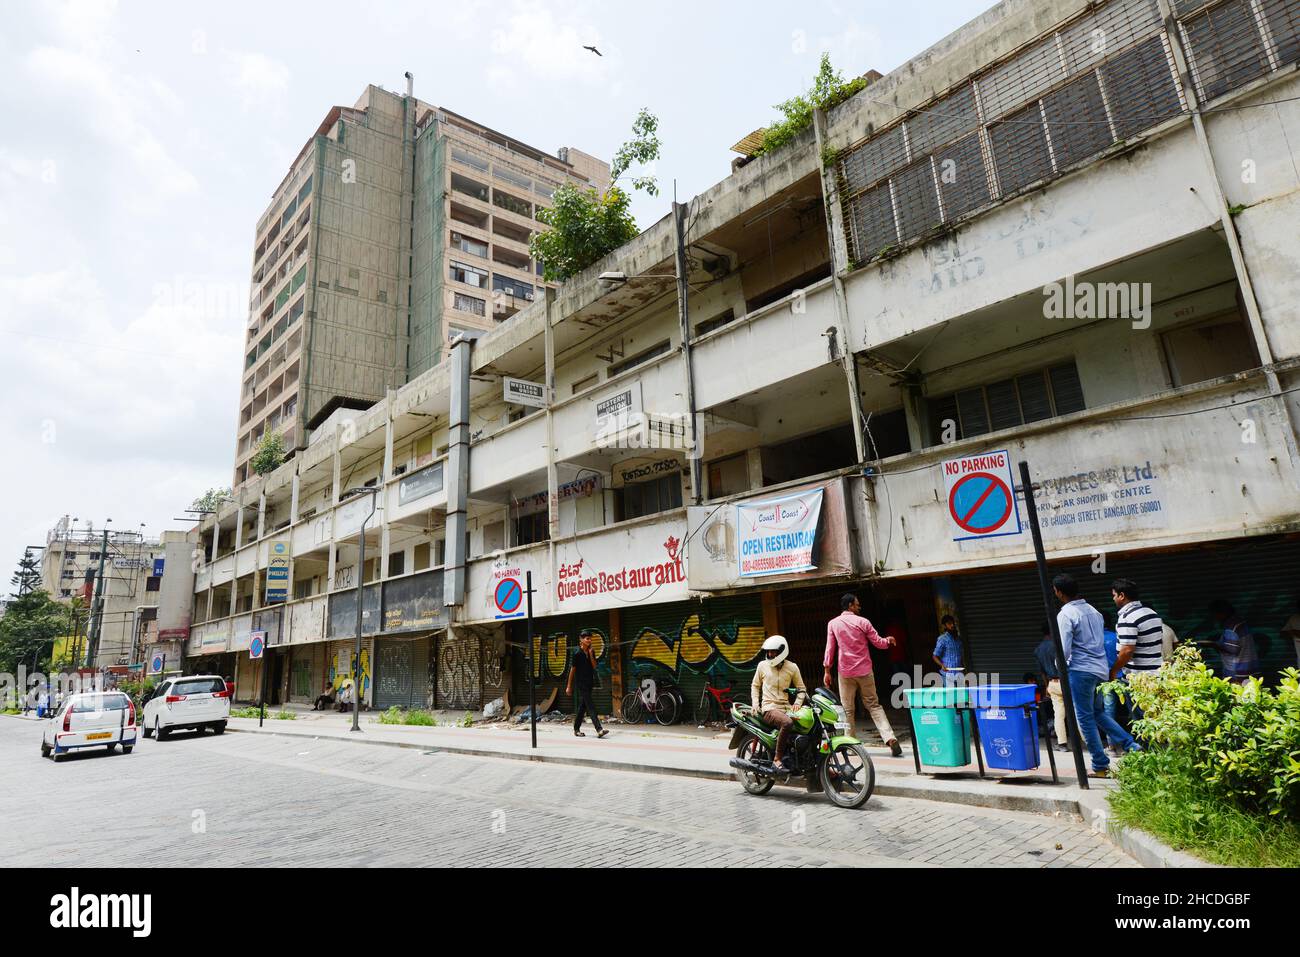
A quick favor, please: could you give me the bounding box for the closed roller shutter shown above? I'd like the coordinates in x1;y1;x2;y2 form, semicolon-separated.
510;612;614;715
621;596;765;721
953;536;1300;682
375;637;431;710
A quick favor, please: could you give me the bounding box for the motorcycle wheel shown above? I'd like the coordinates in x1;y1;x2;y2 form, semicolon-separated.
820;741;875;809
735;736;774;795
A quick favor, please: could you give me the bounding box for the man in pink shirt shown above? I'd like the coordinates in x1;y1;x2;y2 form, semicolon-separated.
824;593;902;756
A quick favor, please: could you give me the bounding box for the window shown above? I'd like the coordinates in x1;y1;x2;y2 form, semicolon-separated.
451;147;489;172
608;340;671;377
695;309;736;339
450;260;489;288
294;579;313;601
451;173;489;203
174;678;226;696
493;165;533;191
927;361;1086;442
388;551;406;577
514;511;549;547
619;473;683;521
493;189;532;218
146;576;161;592
492;274;534;300
451;231;488;258
453;292;486;316
572;373;599;395
1181;0;1271;100
297;175;312;203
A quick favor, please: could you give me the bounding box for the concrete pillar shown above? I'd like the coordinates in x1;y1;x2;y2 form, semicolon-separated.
234;506;244;551
745;448;764;492
290;472;301;525
257;493;267;541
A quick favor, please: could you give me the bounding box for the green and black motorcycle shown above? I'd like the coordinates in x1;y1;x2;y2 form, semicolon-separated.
728;687;875;809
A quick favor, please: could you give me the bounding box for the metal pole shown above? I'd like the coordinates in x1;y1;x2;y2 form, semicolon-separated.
258;644;268;727
526;571;536;750
672;199;703;506
1018;461;1089;789
85;529;110;668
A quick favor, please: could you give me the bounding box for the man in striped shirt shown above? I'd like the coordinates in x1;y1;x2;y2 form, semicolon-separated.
1110;579;1167;679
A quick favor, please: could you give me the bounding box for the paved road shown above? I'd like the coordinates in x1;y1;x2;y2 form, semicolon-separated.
0;717;1136;867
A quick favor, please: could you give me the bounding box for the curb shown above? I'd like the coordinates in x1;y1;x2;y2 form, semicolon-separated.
227;724;1086;816
1076;792;1218;869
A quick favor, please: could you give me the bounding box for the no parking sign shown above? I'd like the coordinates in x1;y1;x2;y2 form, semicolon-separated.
942;450;1023;542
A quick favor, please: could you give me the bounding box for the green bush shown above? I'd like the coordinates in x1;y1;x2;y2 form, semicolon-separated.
376;706;436;727
1119;645;1300;819
274;710;296;720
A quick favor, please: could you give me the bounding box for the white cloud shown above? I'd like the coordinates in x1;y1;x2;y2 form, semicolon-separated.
487;1;610;91
223;51;291;111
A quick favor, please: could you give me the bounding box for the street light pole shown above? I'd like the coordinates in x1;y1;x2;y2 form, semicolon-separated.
344;488;379;733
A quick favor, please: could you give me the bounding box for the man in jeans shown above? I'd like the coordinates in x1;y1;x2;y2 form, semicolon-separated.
824;593;903;757
1053;573;1139;777
1034;622;1069;752
566;632;608;739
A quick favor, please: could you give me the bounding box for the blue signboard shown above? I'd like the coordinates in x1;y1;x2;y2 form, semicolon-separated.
265;540;292;604
153;557;165;577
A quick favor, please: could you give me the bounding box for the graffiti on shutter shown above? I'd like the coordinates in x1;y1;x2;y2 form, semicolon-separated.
437;634;482;710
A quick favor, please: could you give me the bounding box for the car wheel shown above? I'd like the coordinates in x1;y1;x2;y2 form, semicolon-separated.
142;723;153;739
156;719;169;741
106;743;117;753
122;745;133;754
40;743;51;758
52;752;64;763
212;721;227;735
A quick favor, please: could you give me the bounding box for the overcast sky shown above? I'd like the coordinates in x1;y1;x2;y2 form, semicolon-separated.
0;0;992;579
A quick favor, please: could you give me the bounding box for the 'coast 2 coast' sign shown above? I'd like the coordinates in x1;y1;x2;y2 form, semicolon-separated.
737;488;824;578
942;450;1022;542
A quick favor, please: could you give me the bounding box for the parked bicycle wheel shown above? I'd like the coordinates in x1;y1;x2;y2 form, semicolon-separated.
693;691;713;726
655;689;679;726
621;691;643;724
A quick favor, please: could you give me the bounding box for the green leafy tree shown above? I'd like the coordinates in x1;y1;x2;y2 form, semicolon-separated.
754;53;870;157
529;109;661;282
0;588;68;673
250;431;286;476
10;549;41;597
190;487;232;515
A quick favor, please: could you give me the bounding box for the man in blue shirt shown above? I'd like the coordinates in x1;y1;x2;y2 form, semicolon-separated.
931;616;964;686
1052;574;1139;776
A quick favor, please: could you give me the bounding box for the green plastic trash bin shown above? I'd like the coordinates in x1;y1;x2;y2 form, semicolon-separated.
904;686;973;768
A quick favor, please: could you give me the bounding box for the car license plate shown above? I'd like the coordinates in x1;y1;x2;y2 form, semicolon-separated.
86;732;112;741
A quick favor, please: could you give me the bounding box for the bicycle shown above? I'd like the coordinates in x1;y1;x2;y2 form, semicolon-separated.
621;674;681;726
693;680;740;726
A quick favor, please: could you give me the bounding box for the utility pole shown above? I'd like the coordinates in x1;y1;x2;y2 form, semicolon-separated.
84;529;110;670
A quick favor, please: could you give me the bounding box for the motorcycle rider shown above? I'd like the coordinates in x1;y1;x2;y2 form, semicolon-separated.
751;635;807;772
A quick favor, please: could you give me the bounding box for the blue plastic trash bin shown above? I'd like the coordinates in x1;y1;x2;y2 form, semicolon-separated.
971;684;1040;771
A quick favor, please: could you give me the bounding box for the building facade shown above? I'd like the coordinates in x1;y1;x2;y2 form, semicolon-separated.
193;0;1300;716
234;83;609;488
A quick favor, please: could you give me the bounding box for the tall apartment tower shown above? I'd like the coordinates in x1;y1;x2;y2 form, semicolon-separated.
234;83;609;487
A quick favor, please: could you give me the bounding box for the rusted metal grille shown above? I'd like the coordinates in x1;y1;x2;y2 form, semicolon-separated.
1177;0;1300;101
835;0;1290;269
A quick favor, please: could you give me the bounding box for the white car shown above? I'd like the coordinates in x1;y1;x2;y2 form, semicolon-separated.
41;691;138;760
142;674;231;739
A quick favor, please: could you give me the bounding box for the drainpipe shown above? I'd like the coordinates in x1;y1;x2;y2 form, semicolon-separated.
445;336;473;607
673;202;704;504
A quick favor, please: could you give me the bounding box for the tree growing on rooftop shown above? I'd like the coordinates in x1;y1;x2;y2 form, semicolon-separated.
753;53;870;157
529;108;661;283
190;487;232;515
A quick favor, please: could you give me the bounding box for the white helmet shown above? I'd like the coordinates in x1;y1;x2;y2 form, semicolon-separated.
761;635;789;667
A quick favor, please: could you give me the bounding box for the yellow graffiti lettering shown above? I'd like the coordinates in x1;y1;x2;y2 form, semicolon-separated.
630;627;677;670
679;615;713;667
714;624;766;666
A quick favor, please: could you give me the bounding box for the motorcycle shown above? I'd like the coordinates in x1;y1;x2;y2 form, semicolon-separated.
727;687;875;809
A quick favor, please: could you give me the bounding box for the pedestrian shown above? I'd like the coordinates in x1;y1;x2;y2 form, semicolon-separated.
566;632;607;738
1110;578;1165;726
931;615;965;686
1280;600;1300;670
1100;617;1125;755
1052;573;1140;777
1208;600;1259;684
1034;622;1069;752
824;593;903;756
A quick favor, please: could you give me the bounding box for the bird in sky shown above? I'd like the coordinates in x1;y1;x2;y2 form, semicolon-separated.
583;45;602;57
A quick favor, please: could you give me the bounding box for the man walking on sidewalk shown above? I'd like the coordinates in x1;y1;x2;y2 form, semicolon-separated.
824;593;903;757
1053;574;1140;777
566;632;608;739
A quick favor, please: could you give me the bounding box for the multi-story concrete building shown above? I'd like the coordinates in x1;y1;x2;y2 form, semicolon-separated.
191;0;1300;721
234;82;609;488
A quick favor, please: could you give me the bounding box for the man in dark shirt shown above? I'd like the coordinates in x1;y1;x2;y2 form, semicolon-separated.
1034;622;1069;751
565;632;608;738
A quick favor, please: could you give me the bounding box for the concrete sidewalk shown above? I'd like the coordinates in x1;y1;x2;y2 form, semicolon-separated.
226;706;1114;817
